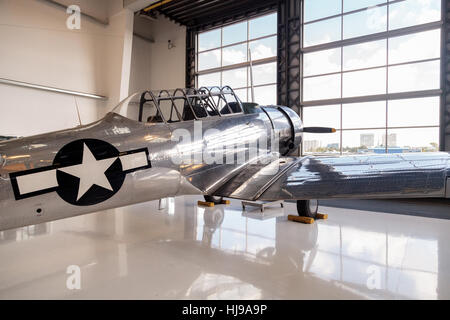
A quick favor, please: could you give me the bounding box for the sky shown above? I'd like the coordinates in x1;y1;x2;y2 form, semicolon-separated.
196;1;442;151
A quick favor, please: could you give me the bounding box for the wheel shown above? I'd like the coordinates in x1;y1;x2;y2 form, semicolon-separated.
297;200;319;218
204;195;223;204
203;207;224;230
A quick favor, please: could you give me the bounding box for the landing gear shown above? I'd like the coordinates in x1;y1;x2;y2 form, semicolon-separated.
297;200;319;219
204;195;224;205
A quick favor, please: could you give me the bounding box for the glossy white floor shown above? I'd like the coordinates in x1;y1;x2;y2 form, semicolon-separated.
0;196;449;300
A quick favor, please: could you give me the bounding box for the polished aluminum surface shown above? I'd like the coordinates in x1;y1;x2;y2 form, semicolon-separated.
260;153;450;200
0;113;199;231
1;88;449;231
446;178;450;198
215;157;298;200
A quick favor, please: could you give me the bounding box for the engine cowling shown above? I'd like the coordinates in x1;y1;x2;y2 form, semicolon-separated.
261;106;303;156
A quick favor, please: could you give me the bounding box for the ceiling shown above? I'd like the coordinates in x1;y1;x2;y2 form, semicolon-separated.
141;0;279;30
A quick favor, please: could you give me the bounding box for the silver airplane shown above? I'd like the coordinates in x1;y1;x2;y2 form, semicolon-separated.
0;86;449;231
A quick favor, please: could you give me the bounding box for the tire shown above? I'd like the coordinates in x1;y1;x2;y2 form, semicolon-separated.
297;200;319;218
203;207;225;230
204;195;223;204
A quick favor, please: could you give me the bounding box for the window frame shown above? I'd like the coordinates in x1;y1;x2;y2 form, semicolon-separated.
300;0;443;155
195;12;278;104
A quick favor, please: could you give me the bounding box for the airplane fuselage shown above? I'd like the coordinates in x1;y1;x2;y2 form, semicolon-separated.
0;106;298;231
1;101;449;232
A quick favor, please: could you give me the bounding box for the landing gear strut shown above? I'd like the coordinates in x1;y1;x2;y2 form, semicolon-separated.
297;200;319;219
204;195;224;205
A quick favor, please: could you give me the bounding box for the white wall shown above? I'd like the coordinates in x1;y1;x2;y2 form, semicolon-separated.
129;35;153;93
129;14;186;93
0;0;133;137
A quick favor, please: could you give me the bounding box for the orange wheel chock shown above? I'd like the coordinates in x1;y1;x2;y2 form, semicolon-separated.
288;215;314;224
316;213;328;220
198;201;214;207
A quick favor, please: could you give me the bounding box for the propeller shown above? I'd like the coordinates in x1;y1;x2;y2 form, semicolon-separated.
301;127;336;133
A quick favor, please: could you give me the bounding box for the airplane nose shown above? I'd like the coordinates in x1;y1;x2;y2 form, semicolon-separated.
261;106;303;156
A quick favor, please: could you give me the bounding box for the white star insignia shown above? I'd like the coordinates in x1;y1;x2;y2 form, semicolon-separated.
58;143;117;201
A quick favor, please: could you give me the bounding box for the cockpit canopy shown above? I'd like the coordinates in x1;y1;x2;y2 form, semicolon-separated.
112;86;245;124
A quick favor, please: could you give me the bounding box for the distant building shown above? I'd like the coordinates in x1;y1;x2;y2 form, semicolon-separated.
304;140;320;151
382;133;397;147
360;134;374;147
327;143;339;149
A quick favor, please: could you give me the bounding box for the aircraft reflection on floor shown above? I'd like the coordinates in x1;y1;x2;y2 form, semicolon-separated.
183;201;442;299
0;223;51;242
0;196;447;299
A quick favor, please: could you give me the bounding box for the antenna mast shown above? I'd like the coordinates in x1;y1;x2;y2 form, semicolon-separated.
248;48;255;103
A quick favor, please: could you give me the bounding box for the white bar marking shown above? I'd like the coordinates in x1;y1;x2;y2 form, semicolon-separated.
16;169;58;195
119;152;148;171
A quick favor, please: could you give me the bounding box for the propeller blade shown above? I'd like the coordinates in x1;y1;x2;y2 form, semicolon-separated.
302;127;336;133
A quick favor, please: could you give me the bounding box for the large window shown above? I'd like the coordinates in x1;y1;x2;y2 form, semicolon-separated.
196;13;277;105
302;0;442;154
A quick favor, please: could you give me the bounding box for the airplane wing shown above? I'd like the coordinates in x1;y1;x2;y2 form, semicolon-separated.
215;152;450;201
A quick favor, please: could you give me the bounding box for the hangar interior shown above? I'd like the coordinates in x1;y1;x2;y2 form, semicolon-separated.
0;0;449;299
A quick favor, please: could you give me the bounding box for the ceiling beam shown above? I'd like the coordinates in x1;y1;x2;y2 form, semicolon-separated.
156;0;193;11
190;1;277;30
173;0;245;21
124;0;160;12
164;0;219;16
183;0;277;25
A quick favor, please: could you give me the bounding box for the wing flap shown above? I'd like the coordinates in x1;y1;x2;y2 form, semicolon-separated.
215;157;300;200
